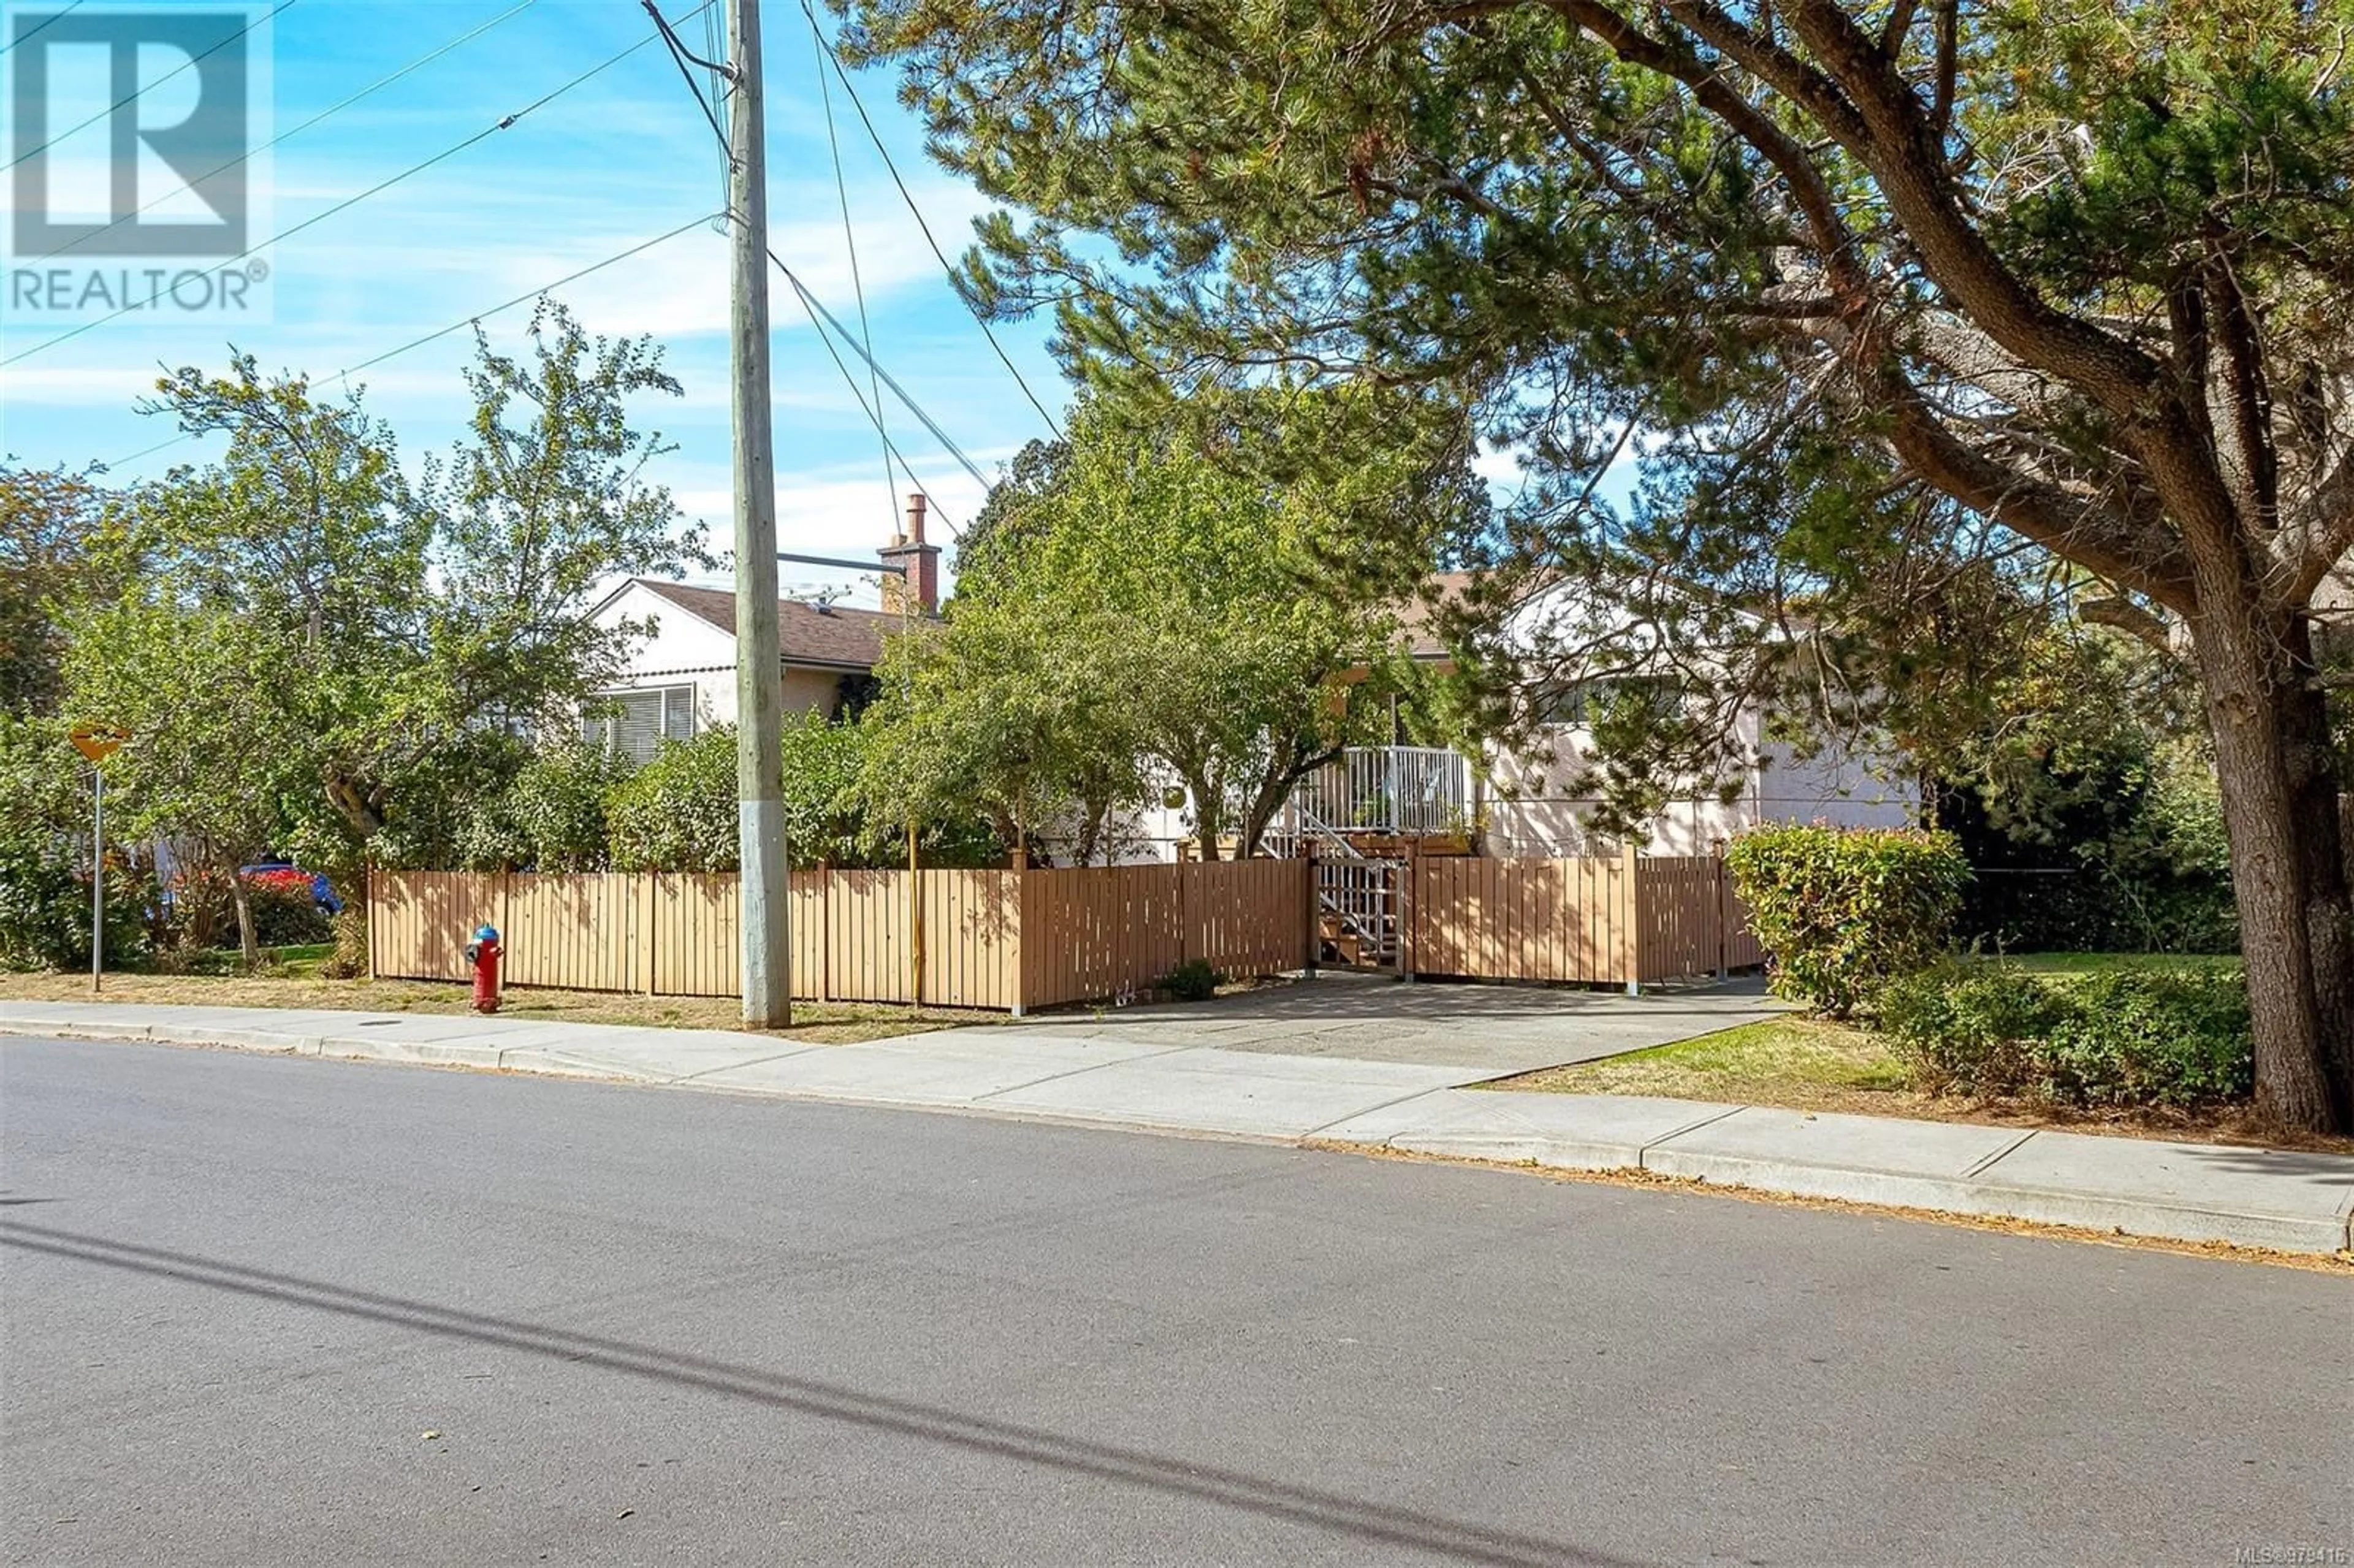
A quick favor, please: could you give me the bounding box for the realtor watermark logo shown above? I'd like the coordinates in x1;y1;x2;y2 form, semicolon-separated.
4;2;273;324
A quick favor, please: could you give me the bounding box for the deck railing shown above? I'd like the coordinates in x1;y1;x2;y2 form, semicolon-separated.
1289;747;1471;837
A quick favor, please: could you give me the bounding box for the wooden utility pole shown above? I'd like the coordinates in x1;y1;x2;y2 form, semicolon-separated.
728;0;790;1027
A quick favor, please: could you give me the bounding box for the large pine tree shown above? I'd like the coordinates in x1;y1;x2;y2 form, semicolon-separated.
850;0;2354;1128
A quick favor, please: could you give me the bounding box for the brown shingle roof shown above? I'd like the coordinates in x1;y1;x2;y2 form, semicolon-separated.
632;578;900;671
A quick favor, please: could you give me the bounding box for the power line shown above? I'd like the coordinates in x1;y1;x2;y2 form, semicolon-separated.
36;0;545;264
100;211;722;470
772;247;967;538
4;21;690;368
769;248;991;492
642;0;730;159
795;0;1065;441
806;1;897;544
2;0;299;175
336;213;723;382
102;213;720;470
0;0;86;58
638;10;981;526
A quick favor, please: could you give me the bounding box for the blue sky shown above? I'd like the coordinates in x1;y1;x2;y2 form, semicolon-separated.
0;0;1069;609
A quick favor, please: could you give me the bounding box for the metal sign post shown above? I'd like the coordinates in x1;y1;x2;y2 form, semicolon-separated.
69;725;130;994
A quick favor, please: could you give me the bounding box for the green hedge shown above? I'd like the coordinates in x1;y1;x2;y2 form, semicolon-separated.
1878;962;2252;1108
1724;824;1970;1016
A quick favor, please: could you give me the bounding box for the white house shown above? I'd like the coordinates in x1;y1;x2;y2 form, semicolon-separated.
580;497;942;762
1108;570;1915;864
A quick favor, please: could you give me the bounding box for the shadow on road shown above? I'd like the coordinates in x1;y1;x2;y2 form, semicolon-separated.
2;1218;1633;1568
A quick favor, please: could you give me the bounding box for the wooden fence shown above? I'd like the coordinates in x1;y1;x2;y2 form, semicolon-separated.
1402;850;1759;987
370;851;1756;1009
369;861;1312;1013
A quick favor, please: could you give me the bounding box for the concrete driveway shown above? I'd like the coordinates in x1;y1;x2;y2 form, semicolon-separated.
1008;970;1786;1078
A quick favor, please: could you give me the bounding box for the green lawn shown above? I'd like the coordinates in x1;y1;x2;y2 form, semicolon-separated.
1488;952;2352;1154
1497;1016;1910;1106
2002;951;2239;975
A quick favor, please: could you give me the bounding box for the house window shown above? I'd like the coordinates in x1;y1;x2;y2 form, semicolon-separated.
1536;677;1680;729
584;685;695;763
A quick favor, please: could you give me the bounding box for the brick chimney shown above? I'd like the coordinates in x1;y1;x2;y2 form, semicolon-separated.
879;492;941;617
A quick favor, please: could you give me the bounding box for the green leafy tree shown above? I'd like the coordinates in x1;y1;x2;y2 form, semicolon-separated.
0;465;118;719
116;355;429;884
867;397;1434;861
417;300;712;762
63;604;318;968
851;0;2354;1129
63;303;706;891
861;590;1151;862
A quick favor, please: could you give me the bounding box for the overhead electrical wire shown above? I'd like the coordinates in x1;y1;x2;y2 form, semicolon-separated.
774;246;967;538
3;0;300;174
644;1;980;530
641;0;731;158
771;249;991;492
37;0;546;263
794;0;1065;441
0;0;86;58
806;1;899;542
3;18;698;368
102;211;723;470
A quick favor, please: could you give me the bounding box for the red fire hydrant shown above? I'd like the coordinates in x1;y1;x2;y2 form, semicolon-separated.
465;923;503;1014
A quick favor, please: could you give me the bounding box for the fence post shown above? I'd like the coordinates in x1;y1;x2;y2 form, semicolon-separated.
1619;843;1641;996
1010;862;1027;1017
638;874;658;995
1177;859;1190;969
1396;840;1417;982
816;861;831;1005
1302;842;1320;978
1713;847;1729;980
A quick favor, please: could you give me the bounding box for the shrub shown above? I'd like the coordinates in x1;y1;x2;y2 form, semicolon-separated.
0;840;149;972
1725;824;1970;1016
1876;962;2066;1095
604;728;740;872
0;717;150;970
321;908;370;978
1879;962;2252;1108
1158;957;1224;1002
459;740;630;872
2041;969;2252;1106
233;869;332;948
605;715;909;873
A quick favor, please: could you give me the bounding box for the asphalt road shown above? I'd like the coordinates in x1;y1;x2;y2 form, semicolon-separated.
2;1036;2347;1567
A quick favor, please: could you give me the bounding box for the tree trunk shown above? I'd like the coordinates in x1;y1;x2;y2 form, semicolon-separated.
228;872;261;973
1187;774;1224;862
2192;604;2354;1132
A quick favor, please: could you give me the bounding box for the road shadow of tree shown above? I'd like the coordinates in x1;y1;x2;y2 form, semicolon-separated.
1;1219;1634;1568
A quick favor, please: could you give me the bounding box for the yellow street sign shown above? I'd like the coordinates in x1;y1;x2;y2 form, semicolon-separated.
70;723;130;763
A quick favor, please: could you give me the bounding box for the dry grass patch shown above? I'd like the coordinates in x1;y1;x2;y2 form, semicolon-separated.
0;969;989;1045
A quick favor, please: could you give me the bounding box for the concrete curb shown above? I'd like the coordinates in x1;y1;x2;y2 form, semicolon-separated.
6;1007;2350;1257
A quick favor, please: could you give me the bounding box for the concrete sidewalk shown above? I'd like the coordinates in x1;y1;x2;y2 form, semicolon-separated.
4;999;2349;1255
